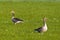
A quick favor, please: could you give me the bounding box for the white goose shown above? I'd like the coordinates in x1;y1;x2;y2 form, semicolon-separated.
35;17;47;33
11;10;23;24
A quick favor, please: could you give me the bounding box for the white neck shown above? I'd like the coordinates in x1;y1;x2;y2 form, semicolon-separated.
12;16;15;19
44;22;47;27
12;13;15;19
43;20;47;28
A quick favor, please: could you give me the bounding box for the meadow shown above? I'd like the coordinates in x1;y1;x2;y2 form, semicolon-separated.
0;1;60;40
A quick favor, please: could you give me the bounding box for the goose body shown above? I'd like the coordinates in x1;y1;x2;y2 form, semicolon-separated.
12;17;23;24
11;10;23;24
42;22;47;32
35;17;47;33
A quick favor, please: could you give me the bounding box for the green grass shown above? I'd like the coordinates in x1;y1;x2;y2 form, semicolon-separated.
0;1;60;40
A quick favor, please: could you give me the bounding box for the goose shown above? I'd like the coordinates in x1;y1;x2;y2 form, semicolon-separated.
11;10;23;24
35;17;47;33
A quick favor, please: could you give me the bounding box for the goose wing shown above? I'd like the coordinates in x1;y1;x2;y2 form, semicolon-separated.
14;18;23;21
35;27;43;33
12;18;23;23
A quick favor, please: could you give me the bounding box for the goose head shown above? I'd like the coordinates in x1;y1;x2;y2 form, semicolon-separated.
43;16;47;22
11;10;15;19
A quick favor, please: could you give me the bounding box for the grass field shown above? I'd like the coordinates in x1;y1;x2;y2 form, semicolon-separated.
0;1;60;40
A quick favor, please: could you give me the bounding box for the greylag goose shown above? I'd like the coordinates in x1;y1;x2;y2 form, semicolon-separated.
35;17;47;33
11;10;23;24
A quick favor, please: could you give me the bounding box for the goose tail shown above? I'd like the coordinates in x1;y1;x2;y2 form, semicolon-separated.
34;29;39;32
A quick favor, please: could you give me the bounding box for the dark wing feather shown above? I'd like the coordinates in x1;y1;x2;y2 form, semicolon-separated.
34;27;43;33
14;18;23;21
